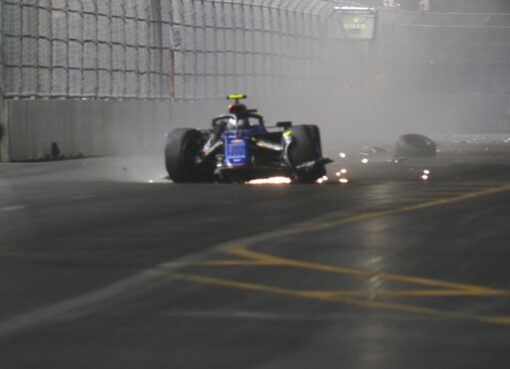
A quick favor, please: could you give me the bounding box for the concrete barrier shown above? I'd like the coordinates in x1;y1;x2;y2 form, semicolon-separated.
1;95;508;162
3;99;227;161
0;97;317;162
0;98;9;162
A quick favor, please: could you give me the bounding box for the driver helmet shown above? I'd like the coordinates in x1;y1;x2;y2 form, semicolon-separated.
228;103;250;129
228;103;247;117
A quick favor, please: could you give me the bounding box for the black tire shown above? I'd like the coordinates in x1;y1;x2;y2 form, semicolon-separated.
303;124;323;157
395;134;437;158
288;125;326;183
165;128;209;183
288;125;320;166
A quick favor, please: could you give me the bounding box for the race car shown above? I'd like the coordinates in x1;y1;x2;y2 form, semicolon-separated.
164;95;332;183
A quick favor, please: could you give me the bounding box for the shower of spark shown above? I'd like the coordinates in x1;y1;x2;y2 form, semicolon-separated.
246;177;292;185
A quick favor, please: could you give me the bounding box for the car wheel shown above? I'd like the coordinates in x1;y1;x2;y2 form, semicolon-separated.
303;124;323;157
165;128;210;183
287;125;326;183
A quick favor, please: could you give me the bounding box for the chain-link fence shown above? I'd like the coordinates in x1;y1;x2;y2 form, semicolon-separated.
377;10;510;97
2;1;510;105
2;0;340;100
373;10;510;130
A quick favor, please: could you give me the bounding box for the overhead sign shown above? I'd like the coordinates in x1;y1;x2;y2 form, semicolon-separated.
334;7;377;41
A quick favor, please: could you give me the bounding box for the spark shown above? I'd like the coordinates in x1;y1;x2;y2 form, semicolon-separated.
317;176;329;184
247;177;292;185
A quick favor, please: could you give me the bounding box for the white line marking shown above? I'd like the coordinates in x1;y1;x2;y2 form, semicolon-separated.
0;268;168;339
0;205;28;212
69;195;94;200
160;309;422;322
162;310;326;321
0;222;334;339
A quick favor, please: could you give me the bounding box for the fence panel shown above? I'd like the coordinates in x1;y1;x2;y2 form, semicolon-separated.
2;0;332;100
2;2;510;117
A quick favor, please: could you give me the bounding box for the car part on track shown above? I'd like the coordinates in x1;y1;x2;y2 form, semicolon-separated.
395;134;437;158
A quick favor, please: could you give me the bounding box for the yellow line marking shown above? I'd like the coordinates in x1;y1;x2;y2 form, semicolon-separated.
440;183;501;188
480;316;510;325
3;184;508;338
170;184;510;326
307;289;508;298
173;273;510;326
415;191;476;196
217;183;510;246
195;260;279;267
190;255;509;297
226;248;506;294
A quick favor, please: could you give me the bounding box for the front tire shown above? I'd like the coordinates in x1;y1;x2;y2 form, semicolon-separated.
165;128;211;183
287;125;326;183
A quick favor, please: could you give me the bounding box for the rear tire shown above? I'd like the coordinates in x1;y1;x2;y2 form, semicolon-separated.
304;124;323;157
165;128;210;183
288;125;320;165
287;125;326;183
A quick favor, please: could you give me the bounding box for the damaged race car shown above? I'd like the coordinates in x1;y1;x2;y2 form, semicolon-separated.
165;95;332;183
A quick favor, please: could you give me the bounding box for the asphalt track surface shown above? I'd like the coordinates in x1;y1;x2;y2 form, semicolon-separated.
1;137;510;368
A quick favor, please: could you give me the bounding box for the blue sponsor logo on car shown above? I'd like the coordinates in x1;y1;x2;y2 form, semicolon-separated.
225;133;248;166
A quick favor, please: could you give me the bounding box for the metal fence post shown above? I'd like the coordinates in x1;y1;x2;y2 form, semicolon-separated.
0;0;10;162
0;0;4;100
167;0;175;101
